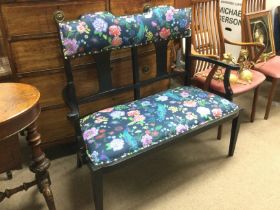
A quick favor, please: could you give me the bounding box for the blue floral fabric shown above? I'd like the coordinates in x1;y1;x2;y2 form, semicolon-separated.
58;6;191;58
80;86;239;167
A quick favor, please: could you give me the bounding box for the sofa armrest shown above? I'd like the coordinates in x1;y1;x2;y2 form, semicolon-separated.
190;54;240;99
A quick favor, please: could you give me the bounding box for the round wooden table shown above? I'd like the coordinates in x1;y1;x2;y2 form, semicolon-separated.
0;83;56;210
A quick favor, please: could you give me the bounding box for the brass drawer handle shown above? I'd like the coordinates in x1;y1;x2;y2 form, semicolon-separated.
142;66;150;74
143;4;151;12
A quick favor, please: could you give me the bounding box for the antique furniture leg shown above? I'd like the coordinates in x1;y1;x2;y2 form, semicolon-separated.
265;78;278;120
228;113;242;156
251;86;260;122
0;180;37;202
77;153;83;168
26;122;56;210
91;169;103;210
76;136;84;168
217;125;223;140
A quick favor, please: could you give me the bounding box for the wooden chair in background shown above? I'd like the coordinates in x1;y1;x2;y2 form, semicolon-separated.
190;0;266;139
241;0;266;42
277;6;280;55
242;0;280;120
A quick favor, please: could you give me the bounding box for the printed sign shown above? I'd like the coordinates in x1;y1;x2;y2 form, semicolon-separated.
220;0;243;58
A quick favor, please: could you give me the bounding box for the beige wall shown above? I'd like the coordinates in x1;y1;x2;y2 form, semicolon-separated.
267;1;280;10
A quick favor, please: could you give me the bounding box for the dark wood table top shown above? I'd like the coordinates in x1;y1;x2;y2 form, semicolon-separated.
0;83;40;140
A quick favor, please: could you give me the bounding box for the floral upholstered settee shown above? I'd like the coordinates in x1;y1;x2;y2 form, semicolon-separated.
55;5;241;210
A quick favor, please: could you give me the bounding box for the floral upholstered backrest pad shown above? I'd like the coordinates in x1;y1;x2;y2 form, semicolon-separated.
58;6;192;58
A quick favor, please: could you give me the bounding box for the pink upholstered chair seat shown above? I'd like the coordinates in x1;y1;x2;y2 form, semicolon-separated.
194;68;266;95
254;56;280;78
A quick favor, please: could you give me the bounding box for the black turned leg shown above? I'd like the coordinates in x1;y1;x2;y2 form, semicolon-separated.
76;136;85;168
217;125;223;140
91;170;103;210
228;113;242;156
219;95;234;140
77;153;83;168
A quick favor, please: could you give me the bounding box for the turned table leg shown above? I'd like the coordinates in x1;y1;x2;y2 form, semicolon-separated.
26;122;56;210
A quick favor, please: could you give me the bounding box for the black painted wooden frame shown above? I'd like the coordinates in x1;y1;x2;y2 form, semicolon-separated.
54;9;241;210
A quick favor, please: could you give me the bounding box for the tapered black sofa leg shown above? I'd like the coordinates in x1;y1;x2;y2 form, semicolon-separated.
76;136;85;168
77;153;83;168
91;169;103;210
217;125;223;140
228;113;241;156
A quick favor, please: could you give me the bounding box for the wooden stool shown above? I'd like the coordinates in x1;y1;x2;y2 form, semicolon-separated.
0;83;56;210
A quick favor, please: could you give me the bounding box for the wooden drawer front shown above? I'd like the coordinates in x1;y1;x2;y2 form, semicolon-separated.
0;38;5;57
11;38;157;74
11;37;107;73
138;46;172;81
110;0;174;15
111;58;133;88
11;38;62;73
19;57;136;108
19;51;162;108
38;107;74;144
1;1;105;37
19;70;99;108
139;52;157;81
38;91;134;144
141;79;169;97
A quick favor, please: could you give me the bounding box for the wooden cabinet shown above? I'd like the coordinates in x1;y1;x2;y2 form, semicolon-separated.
0;21;11;80
0;30;4;57
0;0;175;148
1;1;106;37
175;0;191;8
110;0;174;15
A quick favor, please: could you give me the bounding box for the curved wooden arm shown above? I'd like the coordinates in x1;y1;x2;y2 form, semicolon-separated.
191;54;238;98
224;38;265;63
191;54;240;70
191;46;220;90
191;45;220;60
224;38;264;47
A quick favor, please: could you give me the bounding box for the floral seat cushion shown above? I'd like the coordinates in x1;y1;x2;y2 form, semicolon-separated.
80;86;239;167
254;56;280;79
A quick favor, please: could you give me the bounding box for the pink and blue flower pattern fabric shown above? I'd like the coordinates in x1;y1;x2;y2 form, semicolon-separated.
80;86;239;166
58;6;191;58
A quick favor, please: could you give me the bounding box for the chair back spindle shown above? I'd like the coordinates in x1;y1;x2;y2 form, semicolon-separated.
191;0;225;75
